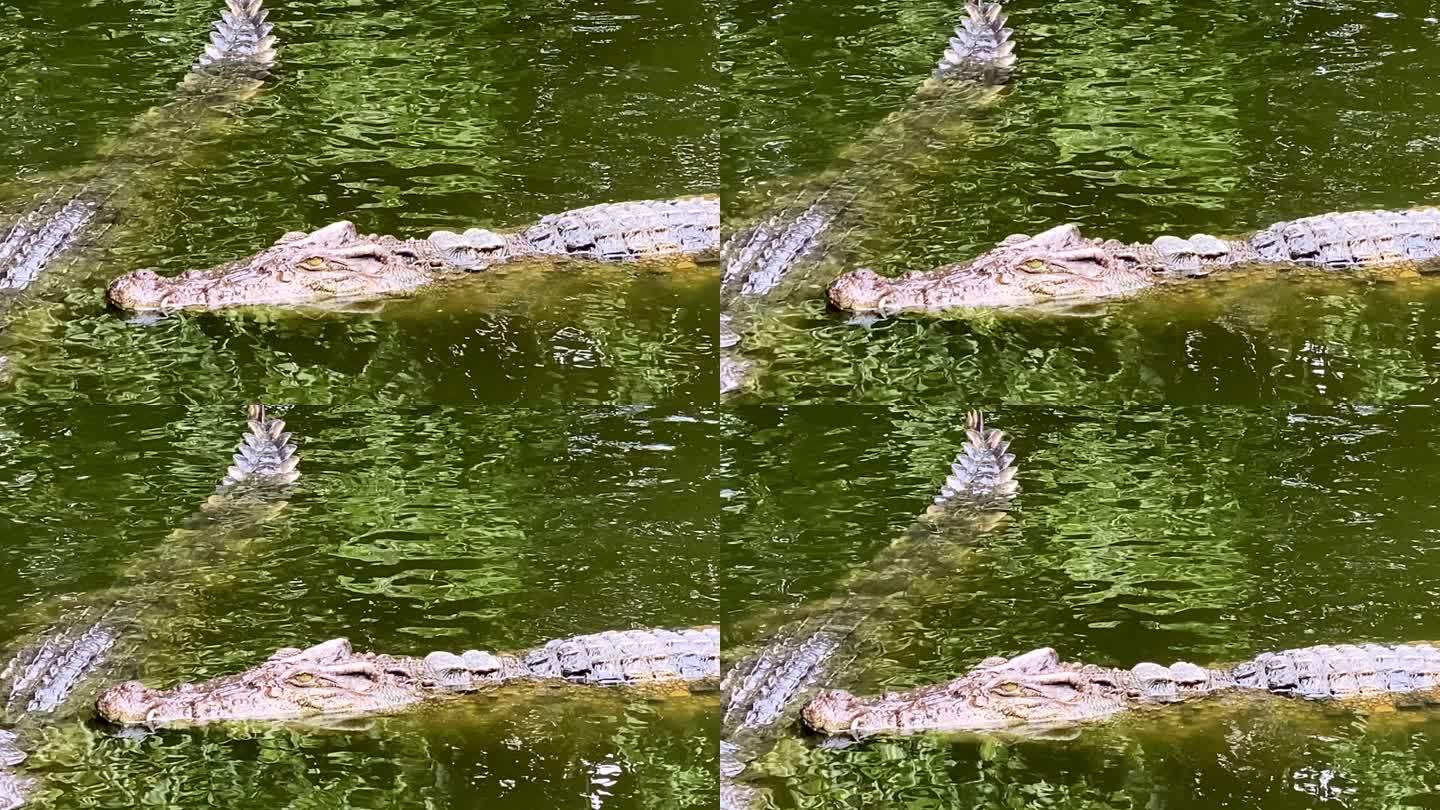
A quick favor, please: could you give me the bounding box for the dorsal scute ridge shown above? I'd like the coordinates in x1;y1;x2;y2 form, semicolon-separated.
936;1;1017;79
218;404;301;490
933;410;1020;506
973;0;1003;23
194;0;277;74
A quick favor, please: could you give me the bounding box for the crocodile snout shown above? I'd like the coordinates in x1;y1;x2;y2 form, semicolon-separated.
95;680;166;725
827;268;890;313
105;269;167;311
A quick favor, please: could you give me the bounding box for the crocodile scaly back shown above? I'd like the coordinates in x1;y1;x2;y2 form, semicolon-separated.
428;197;719;270
0;606;121;715
519;197;720;262
1230;642;1440;698
1247;208;1440;267
521;626;720;686
0;191;100;292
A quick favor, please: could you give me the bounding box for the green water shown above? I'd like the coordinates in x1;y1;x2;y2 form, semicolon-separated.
719;0;1440;806
0;405;718;808
11;0;1440;805
0;0;718;405
722;405;1440;808
725;0;1440;403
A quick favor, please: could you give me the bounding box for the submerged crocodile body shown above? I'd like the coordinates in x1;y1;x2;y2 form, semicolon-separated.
97;625;720;725
0;405;297;804
721;411;1018;809
829;207;1440;315
106;196;720;311
721;2;1017;394
803;642;1440;739
0;731;26;810
0;0;276;297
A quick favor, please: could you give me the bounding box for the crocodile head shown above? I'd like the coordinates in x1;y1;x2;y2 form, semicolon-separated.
828;224;1159;314
801;647;1134;738
96;639;438;726
106;222;438;312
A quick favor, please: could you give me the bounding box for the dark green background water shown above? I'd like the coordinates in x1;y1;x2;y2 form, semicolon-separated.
0;0;718;404
725;0;1440;404
11;0;1440;806
723;405;1440;808
722;1;1440;804
0;405;718;808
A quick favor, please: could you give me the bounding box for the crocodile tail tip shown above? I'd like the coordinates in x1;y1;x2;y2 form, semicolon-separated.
937;2;1017;78
965;409;985;436
963;409;1007;451
194;0;278;75
938;409;1020;503
223;403;300;487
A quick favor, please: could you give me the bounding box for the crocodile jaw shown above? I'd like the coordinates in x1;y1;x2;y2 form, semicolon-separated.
801;685;1022;736
828;261;1156;314
97;680;219;725
95;639;430;726
800;648;1135;738
105;222;437;312
106;265;428;311
828;225;1160;314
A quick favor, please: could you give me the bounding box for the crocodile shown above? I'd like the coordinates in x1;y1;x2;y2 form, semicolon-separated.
721;2;1017;394
828;207;1440;315
0;0;277;379
802;642;1440;739
0;404;298;804
721;411;1018;809
96;625;720;726
0;0;276;295
105;196;721;312
0;730;25;810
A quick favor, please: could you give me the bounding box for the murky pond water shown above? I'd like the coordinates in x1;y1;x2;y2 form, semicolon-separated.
722;0;1440;804
722;404;1440;808
14;0;1440;804
0;0;718;405
724;0;1440;404
0;404;719;808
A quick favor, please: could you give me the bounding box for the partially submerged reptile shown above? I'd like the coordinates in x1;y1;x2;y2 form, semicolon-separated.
0;0;276;295
0;404;298;804
829;207;1440;315
721;411;1018;809
723;1;1016;302
721;1;1017;394
803;642;1440;739
97;626;719;725
106;196;720;311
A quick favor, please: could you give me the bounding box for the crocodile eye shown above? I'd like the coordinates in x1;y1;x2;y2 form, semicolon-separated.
290;672;316;685
301;257;327;270
996;681;1024;696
